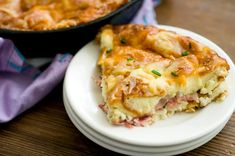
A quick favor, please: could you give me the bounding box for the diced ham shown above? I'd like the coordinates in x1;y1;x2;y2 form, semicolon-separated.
98;103;108;114
114;115;152;128
155;93;199;110
133;115;152;127
185;93;199;102
166;98;177;109
156;97;168;110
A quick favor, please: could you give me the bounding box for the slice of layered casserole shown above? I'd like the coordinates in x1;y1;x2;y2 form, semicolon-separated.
97;24;230;127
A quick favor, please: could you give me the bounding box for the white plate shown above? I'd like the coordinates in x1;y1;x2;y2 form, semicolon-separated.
63;89;228;156
63;88;227;153
64;25;235;146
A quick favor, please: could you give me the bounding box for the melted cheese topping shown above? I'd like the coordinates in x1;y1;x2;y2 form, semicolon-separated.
0;0;128;30
97;24;230;124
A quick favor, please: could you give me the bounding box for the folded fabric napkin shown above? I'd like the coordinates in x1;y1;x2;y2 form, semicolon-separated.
0;39;73;123
132;0;158;25
0;0;159;123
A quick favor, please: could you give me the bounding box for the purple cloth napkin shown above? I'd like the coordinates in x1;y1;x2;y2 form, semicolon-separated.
0;39;72;123
131;0;158;25
0;0;158;123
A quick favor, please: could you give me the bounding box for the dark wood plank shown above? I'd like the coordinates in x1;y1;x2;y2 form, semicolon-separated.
0;0;234;155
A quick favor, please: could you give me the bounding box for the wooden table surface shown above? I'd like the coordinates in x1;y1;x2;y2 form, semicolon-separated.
1;0;235;155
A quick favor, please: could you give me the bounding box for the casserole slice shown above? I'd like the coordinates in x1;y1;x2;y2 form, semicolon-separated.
97;24;230;127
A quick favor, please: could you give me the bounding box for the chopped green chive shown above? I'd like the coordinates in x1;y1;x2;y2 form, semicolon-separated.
106;48;112;54
120;37;127;44
171;71;178;77
127;58;134;62
189;42;192;49
182;51;189;56
151;70;161;76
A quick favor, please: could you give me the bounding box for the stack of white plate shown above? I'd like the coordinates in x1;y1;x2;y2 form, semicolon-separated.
63;25;235;156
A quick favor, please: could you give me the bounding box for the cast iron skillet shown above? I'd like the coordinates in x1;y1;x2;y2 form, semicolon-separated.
0;0;143;57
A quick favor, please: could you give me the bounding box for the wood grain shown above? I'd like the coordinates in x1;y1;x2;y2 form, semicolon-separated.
0;0;235;155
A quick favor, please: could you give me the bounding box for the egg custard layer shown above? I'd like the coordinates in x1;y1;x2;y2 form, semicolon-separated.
97;24;229;127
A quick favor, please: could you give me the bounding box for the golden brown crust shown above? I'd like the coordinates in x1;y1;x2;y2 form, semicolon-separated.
0;0;128;30
99;24;229;77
